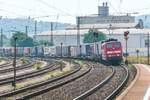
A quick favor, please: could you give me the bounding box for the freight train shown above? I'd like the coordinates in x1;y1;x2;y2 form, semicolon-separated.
0;39;123;64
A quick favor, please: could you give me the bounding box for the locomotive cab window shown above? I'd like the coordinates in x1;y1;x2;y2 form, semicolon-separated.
115;42;121;48
107;43;113;48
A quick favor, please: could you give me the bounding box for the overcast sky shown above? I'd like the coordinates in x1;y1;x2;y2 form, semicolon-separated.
0;0;150;24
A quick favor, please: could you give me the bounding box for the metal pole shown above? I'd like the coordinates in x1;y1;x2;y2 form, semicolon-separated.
79;45;81;57
148;32;149;65
51;22;53;45
94;32;99;58
0;28;3;47
96;43;99;57
125;38;128;65
13;37;17;99
77;17;80;47
137;51;139;63
34;20;37;41
61;42;63;57
25;26;28;37
60;42;63;71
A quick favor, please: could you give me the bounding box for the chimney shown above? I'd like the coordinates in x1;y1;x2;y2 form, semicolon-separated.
106;2;107;6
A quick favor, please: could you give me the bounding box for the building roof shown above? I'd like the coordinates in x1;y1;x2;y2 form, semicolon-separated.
66;23;137;30
36;28;150;36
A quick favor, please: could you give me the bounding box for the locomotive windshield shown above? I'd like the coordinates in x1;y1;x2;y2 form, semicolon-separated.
107;43;113;48
114;42;121;48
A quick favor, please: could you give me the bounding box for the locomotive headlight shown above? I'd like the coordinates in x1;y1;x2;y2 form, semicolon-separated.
108;55;112;57
116;54;120;56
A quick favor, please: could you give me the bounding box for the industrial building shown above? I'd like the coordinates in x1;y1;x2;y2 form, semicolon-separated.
35;2;148;56
67;2;137;30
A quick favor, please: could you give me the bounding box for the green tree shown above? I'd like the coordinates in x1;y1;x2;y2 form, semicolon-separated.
10;31;34;47
83;29;106;43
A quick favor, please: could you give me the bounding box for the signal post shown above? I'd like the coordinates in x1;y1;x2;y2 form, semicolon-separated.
124;31;129;65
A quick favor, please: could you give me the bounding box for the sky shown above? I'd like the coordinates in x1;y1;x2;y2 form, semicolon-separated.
0;0;150;24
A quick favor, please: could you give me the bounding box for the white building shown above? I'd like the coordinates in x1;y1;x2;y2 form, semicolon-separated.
35;28;150;56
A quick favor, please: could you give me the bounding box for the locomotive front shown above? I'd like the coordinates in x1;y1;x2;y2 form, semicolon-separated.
101;39;123;64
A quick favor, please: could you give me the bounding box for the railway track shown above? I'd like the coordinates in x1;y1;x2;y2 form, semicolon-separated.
0;58;52;79
0;59;129;100
73;64;129;100
0;60;32;74
31;60;112;100
0;60;12;67
0;60;91;99
0;60;60;85
0;58;30;68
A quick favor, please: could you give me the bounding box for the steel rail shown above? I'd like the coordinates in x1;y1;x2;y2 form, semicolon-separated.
0;62;82;98
17;64;91;99
104;64;129;100
73;66;115;100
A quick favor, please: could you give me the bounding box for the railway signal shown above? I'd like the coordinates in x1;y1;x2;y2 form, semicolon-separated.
124;31;129;65
93;32;99;57
124;31;129;40
79;45;82;57
136;49;139;63
93;32;98;39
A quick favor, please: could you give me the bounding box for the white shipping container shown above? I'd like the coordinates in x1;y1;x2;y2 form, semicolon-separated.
80;45;86;56
44;47;50;55
56;46;61;56
70;46;80;57
49;47;56;56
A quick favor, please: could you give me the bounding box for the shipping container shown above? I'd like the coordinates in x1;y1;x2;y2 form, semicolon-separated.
43;47;50;55
80;45;86;57
56;46;69;57
49;47;56;56
37;46;44;57
70;46;80;57
24;47;30;56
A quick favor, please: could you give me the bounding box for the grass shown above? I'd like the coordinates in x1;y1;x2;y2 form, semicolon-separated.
33;61;43;70
74;60;88;70
20;57;28;64
15;61;74;89
124;56;149;64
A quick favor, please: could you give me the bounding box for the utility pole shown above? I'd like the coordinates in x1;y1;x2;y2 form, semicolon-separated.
60;42;63;71
60;42;63;57
79;45;81;57
12;36;17;99
148;32;149;65
34;20;37;41
51;22;53;45
0;28;3;47
25;26;28;37
77;17;80;47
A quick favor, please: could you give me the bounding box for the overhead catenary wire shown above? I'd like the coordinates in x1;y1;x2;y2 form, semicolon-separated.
36;0;75;17
0;9;25;17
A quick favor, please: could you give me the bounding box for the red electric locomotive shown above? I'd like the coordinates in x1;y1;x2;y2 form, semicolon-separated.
101;39;123;64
